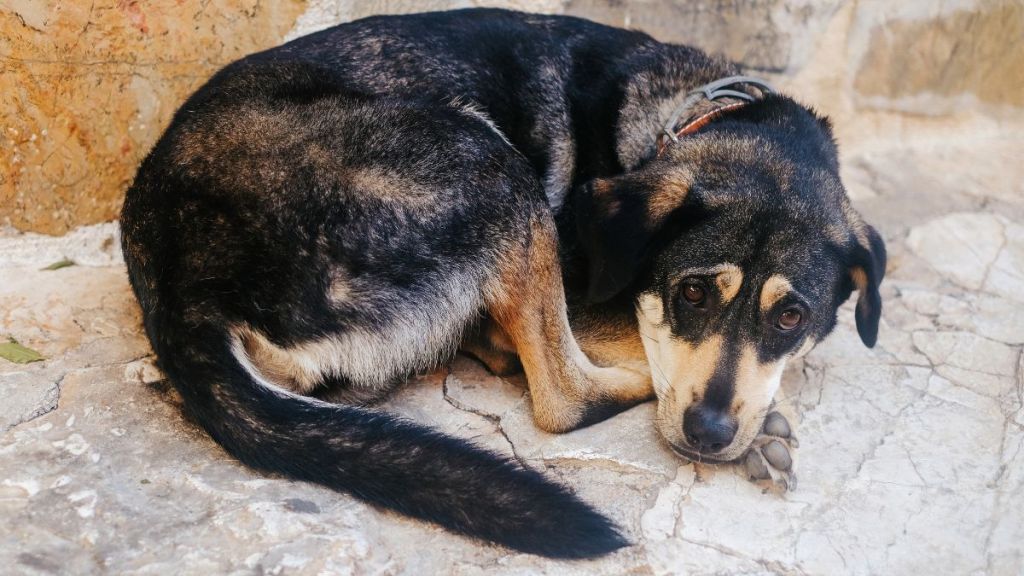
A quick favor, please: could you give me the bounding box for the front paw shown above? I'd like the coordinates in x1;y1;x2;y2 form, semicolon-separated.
742;411;798;491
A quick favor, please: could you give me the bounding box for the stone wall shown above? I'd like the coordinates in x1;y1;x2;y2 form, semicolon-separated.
2;0;1020;234
1;0;307;234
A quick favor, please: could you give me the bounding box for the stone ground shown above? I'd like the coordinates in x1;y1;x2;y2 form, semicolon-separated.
1;137;1023;575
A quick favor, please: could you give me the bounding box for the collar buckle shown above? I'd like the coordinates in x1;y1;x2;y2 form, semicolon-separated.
658;75;775;154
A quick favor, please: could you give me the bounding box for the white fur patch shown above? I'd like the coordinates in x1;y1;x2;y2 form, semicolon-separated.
230;334;336;409
236;271;483;391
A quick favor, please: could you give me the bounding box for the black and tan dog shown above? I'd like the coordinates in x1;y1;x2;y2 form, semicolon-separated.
120;8;885;559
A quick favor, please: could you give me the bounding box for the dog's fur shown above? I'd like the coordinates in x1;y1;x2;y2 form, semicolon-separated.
120;8;885;558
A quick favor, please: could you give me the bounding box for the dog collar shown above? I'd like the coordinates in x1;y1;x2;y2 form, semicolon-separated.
656;75;775;156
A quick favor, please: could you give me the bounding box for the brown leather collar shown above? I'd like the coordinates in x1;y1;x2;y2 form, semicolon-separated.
655;76;774;157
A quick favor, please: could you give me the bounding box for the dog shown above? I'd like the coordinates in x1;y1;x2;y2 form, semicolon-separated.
120;8;885;559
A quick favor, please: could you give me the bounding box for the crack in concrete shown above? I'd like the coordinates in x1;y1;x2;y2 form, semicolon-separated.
900;444;928;486
1015;349;1024;420
846;381;929;485
2;347;153;436
439;371;530;470
539;455;668;477
642;464;695;542
438;370;672;478
3;372;66;434
980;219;1009;290
982;395;1024;574
677;536;808;575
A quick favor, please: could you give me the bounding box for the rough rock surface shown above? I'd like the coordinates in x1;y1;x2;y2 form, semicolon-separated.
5;0;1022;235
1;134;1022;573
1;0;306;235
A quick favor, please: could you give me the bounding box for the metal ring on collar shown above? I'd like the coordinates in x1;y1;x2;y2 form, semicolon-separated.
690;75;775;101
660;75;776;144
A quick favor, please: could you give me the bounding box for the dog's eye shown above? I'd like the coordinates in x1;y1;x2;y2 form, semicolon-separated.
680;282;707;307
777;308;803;331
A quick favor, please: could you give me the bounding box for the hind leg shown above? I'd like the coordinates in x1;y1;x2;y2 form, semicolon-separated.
460;316;523;376
486;213;654;433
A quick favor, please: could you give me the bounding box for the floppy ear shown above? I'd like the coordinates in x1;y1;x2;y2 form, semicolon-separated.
575;172;690;302
848;224;887;348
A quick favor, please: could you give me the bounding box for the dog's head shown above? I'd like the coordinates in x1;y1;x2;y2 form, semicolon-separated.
577;95;885;461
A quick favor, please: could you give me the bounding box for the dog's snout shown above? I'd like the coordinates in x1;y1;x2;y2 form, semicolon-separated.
683;404;738;453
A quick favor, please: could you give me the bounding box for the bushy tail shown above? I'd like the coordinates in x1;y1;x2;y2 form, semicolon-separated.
152;319;628;559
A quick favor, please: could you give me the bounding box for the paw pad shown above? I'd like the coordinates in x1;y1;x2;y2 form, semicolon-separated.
742;411;798;491
762;412;791;438
761;440;792;471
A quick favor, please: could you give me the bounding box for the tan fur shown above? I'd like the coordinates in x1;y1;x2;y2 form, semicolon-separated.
728;345;786;458
459;317;522;376
571;312;650;375
636;291;790;461
460;337;522;376
486;215;652;433
759;274;793;312
589;178;619;219
576;329;648;372
344;167;432;204
850;266;868;292
714;264;743;304
328;269;353;302
235;326;321;395
669;337;723;405
646;175;691;225
637;293;725;446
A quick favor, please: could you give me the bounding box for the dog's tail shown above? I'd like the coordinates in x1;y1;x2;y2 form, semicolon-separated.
150;317;628;559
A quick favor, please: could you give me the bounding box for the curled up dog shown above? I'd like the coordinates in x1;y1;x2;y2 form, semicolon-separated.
120;9;885;558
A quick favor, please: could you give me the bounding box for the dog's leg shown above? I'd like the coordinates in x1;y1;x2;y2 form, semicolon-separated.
459;317;523;377
486;214;653;433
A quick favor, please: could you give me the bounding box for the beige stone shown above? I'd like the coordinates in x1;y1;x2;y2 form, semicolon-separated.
5;0;1024;234
571;0;847;74
854;1;1024;110
912;330;1019;377
906;213;1024;304
906;213;1006;290
986;220;1024;302
0;1;306;235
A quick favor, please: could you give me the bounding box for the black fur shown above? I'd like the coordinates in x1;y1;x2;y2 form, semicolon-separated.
121;8;884;558
154;318;627;558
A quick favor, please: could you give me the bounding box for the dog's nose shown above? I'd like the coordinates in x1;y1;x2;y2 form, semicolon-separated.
683;404;738;453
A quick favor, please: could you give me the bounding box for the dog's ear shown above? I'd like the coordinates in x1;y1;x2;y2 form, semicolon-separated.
576;172;690;302
848;224;887;348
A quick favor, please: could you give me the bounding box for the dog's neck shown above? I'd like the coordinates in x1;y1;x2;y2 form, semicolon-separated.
653;76;774;157
611;51;763;170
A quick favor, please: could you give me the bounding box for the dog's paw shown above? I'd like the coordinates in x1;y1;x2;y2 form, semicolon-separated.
742;411;798;491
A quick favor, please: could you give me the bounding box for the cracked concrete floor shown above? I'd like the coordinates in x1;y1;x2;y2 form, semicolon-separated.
1;138;1023;575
